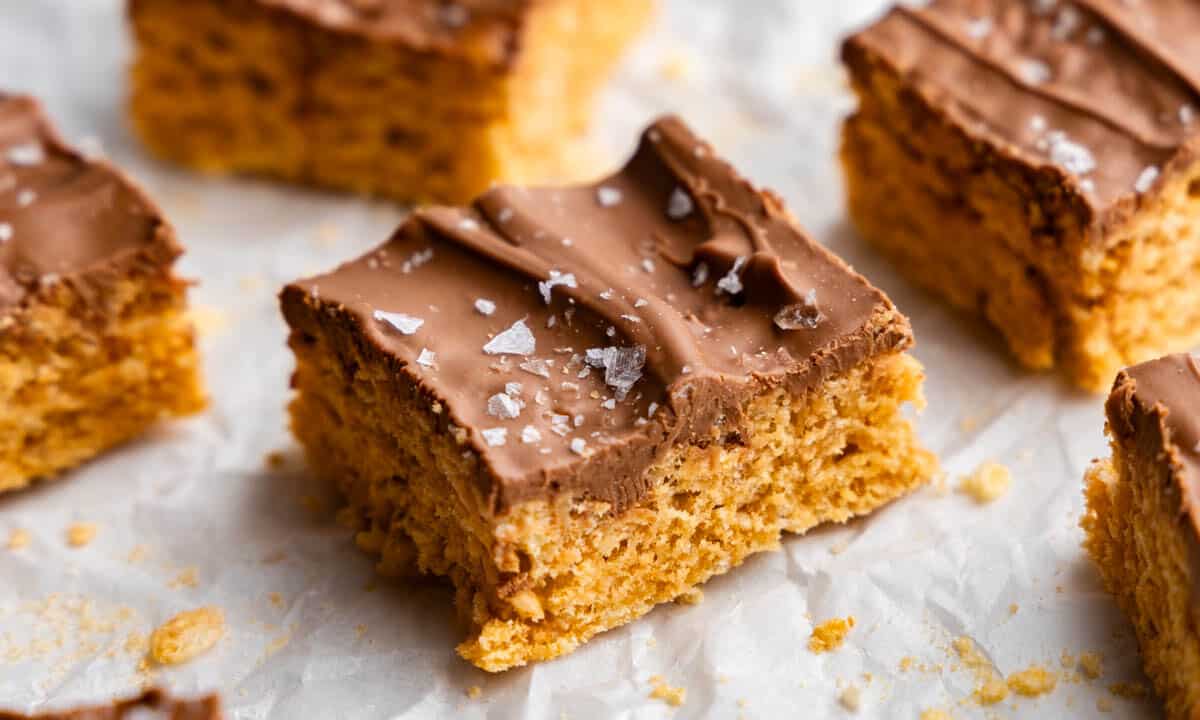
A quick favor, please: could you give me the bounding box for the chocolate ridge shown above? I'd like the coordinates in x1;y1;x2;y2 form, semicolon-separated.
844;0;1200;234
282;116;912;515
0;93;183;319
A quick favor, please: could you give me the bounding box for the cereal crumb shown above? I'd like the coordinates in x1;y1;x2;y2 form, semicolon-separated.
648;675;686;707
1109;681;1147;698
66;522;97;548
919;709;952;720
675;588;704;605
958;462;1011;504
1007;665;1058;697
838;684;862;712
168;568;199;589
899;656;915;672
1009;603;1019;615
809;616;855;653
149;607;224;665
268;592;284;609
976;676;1009;705
1079;651;1103;680
466;685;482;699
7;528;29;550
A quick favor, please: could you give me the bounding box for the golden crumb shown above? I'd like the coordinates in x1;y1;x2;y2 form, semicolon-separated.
124;630;148;654
675;588;703;605
268;592;284;609
838;684;862;712
932;470;951;497
265;451;287;469
168;568;199;589
149;606;224;665
1108;681;1147;698
466;685;482;700
919;709;952;720
1009;603;1019;616
7;528;29;550
976;676;1008;706
899;656;915;672
1078;652;1103;680
809;616;855;653
648;675;686;707
1096;697;1113;712
1007;665;1057;697
355;623;368;639
66;522;97;548
828;539;849;555
958;462;1011;504
952;636;1008;706
1060;649;1076;669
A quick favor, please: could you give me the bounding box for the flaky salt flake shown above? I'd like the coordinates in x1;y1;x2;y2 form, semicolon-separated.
634;298;649;308
585;345;647;399
373;310;424;335
573;414;585;427
569;438;588;456
774;289;824;330
1052;6;1080;39
601;399;617;410
474;298;496;316
16;189;35;207
1080;178;1096;194
599;288;614;300
416;349;437;368
497;207;514;223
641;258;656;273
458;218;480;232
481;428;507;447
487;393;522;420
1029;115;1047;133
691;262;709;287
1045;131;1096;175
716;256;747;295
1086;26;1105;45
1134;165;1160;194
1181;105;1195;125
666;187;695;220
1018;58;1052;85
519;358;552;378
965;17;993;39
483;319;536;356
0;223;11;243
505;382;522;396
647;402;659;417
596;186;623;207
620;314;642;323
538;270;577;304
6;143;44;166
521;426;542;444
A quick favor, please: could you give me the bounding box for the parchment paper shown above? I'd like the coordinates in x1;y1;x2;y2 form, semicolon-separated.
0;1;1158;717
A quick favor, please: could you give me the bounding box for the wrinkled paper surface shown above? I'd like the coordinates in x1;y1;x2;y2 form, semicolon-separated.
0;1;1158;717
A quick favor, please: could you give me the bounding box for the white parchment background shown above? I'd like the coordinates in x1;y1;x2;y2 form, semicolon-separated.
0;1;1159;717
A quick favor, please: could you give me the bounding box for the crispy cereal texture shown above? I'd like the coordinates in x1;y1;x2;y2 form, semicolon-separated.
128;0;653;203
0;265;205;494
286;303;936;671
842;43;1200;392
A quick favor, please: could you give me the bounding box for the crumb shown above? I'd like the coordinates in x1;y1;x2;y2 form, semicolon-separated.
265;451;287;469
838;684;862;712
648;675;686;707
829;539;850;555
919;709;952;720
1078;652;1103;680
66;522;97;548
1007;665;1057;697
809;616;855;653
976;676;1009;706
1096;697;1113;712
7;528;29;550
958;462;1011;504
646;637;657;648
1009;603;1019;616
899;656;915;672
149;607;224;665
675;588;703;605
1060;649;1076;669
466;685;482;699
168;568;199;589
355;623;368;639
186;305;228;337
1109;681;1147;698
932;471;950;497
952;636;1008;706
268;592;284;609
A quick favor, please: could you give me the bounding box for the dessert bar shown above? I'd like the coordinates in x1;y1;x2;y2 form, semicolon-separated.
0;94;204;493
128;0;653;203
843;0;1200;391
280;116;936;671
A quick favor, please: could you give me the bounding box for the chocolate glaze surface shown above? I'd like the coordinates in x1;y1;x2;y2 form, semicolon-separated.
257;0;534;65
0;94;179;314
282;116;912;514
1108;354;1200;534
845;0;1200;228
0;689;222;720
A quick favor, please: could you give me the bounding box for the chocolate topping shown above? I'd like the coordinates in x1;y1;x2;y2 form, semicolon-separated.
845;0;1200;228
282;116;911;514
257;0;531;65
0;689;222;720
1107;354;1200;536
0;94;179;315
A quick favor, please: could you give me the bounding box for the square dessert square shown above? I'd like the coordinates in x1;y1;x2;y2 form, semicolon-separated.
843;0;1200;391
0;94;205;494
128;0;653;203
280;116;936;671
1083;354;1200;720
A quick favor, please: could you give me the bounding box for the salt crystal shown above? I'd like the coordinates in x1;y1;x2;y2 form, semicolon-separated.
965;17;993;40
596;186;623;207
620;314;642;323
0;222;11;242
1029;115;1047;133
373;310;424;335
505;382;523;396
497;207;515;223
481;428;507;447
15;189;35;207
666;187;695;220
647;402;659;417
6;143;44;166
1044;131;1096;175
1018;58;1052;85
774;289;825;330
641;258;656;273
538;270;577;304
1183;105;1196;126
600;288;614;300
484;319;536;356
692;262;709;287
521;426;542;444
520;358;552;378
570;438;588;456
716;256;747;295
1052;6;1080;39
634;298;649;308
585;345;646;399
1134;166;1160;194
601;399;616;410
458;218;480;232
475;298;497;316
574;414;585;427
417;348;437;367
487;393;522;420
